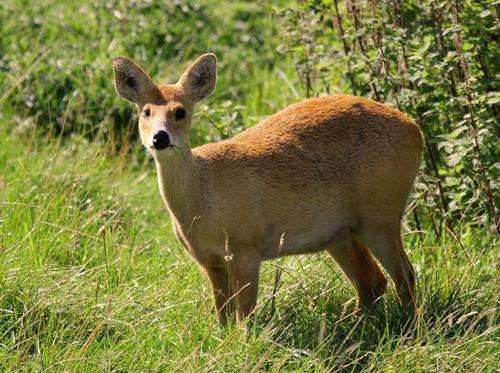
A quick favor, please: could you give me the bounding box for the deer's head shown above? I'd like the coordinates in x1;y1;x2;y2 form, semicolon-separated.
113;54;216;157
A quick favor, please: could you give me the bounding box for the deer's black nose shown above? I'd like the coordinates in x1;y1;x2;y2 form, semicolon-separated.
152;130;170;150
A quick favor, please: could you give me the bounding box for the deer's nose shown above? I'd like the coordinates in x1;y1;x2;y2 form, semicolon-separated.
152;130;170;150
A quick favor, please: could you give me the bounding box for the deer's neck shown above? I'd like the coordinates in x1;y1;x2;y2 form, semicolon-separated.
154;149;202;232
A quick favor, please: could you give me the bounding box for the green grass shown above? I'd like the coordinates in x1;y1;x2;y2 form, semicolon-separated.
0;0;498;371
0;129;498;371
0;0;299;144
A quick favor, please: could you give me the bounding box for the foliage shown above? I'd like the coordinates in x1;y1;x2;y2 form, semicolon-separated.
276;0;499;234
0;0;295;146
0;0;499;370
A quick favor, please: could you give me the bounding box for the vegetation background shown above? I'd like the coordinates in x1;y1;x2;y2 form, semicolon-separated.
0;0;498;371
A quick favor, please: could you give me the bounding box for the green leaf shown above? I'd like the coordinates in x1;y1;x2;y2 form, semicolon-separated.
447;152;464;167
479;10;491;18
486;92;500;105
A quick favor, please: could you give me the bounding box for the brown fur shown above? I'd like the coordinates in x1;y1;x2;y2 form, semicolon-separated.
113;54;423;324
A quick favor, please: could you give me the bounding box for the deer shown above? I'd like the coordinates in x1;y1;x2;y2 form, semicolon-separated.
112;53;423;325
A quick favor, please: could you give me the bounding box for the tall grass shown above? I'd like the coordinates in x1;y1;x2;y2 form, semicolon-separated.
0;127;498;370
0;0;498;371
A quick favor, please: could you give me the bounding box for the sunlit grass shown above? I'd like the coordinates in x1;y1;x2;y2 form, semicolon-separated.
0;127;497;371
0;0;498;370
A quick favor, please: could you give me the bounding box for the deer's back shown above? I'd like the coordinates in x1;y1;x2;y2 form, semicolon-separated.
194;94;422;185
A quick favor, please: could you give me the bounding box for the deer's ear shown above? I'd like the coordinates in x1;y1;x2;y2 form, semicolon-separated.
113;57;157;103
178;53;217;102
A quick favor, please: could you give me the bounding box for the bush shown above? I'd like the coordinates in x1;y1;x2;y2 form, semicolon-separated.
276;0;499;233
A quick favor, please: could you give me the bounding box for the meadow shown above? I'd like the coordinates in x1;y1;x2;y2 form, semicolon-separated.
0;0;498;371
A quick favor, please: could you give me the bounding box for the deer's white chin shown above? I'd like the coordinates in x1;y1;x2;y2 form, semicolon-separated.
150;145;182;161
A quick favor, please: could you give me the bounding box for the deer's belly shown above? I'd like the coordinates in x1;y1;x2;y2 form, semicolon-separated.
257;218;349;260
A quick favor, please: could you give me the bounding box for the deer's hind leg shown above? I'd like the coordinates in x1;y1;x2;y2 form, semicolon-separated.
326;228;387;308
358;221;416;310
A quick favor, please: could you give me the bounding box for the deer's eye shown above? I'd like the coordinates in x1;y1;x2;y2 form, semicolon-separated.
143;108;151;117
174;108;186;121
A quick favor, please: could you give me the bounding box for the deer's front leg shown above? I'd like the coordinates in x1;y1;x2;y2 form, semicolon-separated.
229;258;261;323
205;264;235;325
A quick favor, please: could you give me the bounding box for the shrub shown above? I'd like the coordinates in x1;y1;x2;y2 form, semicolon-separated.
276;0;499;233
